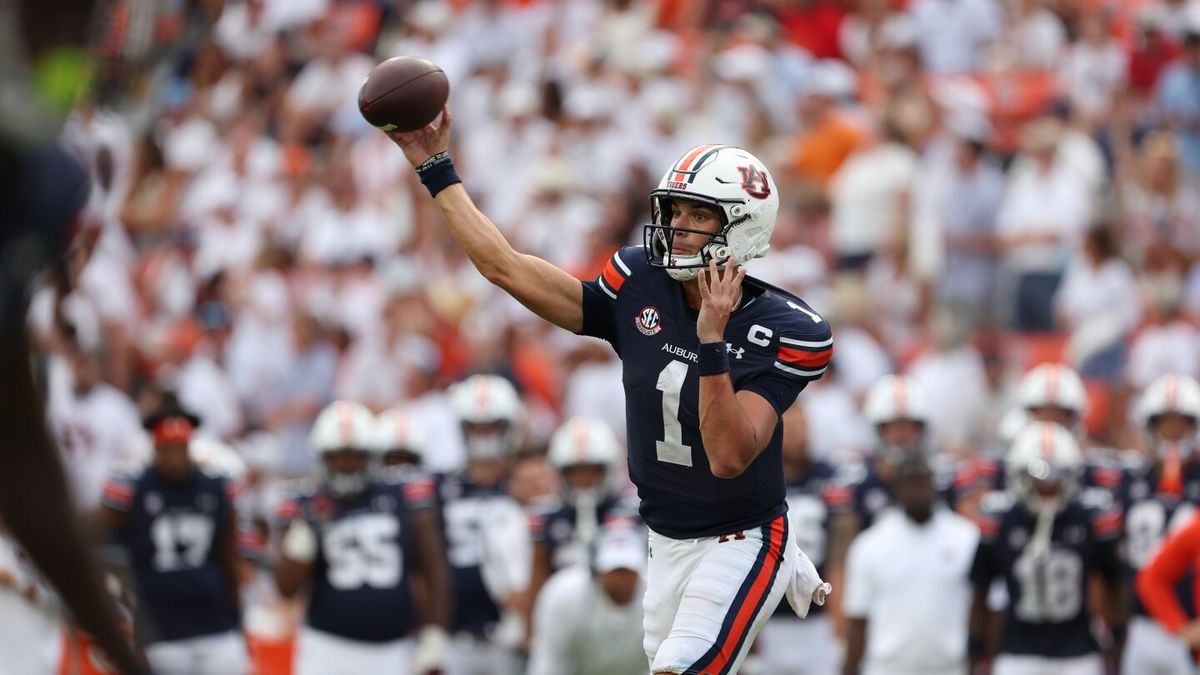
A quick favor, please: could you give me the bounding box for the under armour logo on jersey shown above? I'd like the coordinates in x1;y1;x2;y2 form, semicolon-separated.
727;344;745;360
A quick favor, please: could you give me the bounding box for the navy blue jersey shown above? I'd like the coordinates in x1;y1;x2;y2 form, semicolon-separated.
833;457;958;530
276;477;433;642
969;491;1123;658
434;472;510;637
578;246;832;539
1117;459;1200;618
103;467;238;642
773;460;841;618
529;493;642;573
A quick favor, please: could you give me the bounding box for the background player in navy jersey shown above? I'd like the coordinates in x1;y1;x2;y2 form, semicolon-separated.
528;417;640;606
969;422;1125;675
96;397;247;674
387;111;832;674
757;404;843;675
274;401;450;675
438;374;531;675
1119;373;1200;675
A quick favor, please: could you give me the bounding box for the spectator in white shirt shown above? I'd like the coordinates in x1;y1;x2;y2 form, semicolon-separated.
991;0;1066;71
1058;13;1128;135
528;525;647;675
908;0;1003;74
842;457;980;675
1128;276;1200;390
46;341;150;509
1055;227;1142;381
998;116;1092;332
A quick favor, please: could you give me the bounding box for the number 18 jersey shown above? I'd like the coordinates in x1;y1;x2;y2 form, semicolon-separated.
577;246;833;539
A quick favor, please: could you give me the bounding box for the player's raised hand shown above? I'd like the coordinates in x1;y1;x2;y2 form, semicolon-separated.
696;256;746;343
386;106;453;168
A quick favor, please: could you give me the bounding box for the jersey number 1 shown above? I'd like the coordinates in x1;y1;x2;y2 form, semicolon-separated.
656;360;693;467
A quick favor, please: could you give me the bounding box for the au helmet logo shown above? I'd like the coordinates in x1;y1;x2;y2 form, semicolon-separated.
636;306;662;336
737;165;771;199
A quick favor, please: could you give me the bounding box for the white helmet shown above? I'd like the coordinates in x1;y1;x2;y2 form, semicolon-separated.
189;438;247;485
448;375;523;459
863;375;929;426
1138;374;1200;427
646;144;780;281
1018;363;1087;418
548;417;621;469
374;406;428;464
1006;421;1084;512
310;400;376;497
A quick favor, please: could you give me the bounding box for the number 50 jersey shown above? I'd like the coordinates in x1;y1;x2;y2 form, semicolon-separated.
578;246;833;539
276;478;433;642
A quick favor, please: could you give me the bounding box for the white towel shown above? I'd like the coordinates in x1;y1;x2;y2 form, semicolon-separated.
785;536;832;619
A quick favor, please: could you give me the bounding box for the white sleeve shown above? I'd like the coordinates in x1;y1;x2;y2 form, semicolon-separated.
527;572;579;675
480;497;532;602
841;535;872;619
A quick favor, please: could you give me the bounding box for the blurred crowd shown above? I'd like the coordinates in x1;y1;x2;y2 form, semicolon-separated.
9;0;1200;672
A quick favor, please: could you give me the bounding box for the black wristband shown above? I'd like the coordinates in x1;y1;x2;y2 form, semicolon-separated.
415;150;461;197
698;341;730;376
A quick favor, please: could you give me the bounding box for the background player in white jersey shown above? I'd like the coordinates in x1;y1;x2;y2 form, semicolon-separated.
842;456;980;675
438;375;531;675
46;340;149;510
528;524;648;675
1119;373;1200;675
969;422;1125;675
274;401;450;675
757;404;843;675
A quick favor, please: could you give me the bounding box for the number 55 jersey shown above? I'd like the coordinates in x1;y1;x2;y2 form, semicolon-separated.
577;246;833;539
275;478;432;642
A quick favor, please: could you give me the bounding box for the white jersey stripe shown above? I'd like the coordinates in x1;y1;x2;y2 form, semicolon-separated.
612;252;632;277
774;362;828;378
598;276;618;299
779;336;833;349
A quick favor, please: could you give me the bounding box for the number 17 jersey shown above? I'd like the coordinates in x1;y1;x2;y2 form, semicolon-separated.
577;246;833;539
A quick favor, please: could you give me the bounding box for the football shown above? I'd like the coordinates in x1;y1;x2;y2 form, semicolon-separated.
357;56;449;133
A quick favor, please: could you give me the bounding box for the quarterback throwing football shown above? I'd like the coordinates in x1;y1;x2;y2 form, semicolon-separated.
387;109;831;674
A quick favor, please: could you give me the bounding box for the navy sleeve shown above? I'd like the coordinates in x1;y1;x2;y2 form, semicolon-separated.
741;299;833;415
576;247;639;349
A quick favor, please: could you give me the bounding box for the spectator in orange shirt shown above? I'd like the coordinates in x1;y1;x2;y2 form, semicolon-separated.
1135;510;1200;670
787;61;867;189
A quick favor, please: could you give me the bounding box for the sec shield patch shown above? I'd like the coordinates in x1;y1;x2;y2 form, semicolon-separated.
636;306;662;336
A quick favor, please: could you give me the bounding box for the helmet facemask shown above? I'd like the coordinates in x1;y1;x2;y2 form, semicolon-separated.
644;193;741;282
320;448;373;499
462;419;515;461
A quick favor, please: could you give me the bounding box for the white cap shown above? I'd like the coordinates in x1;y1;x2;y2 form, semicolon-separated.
593;527;646;574
310;400;376;456
1137;373;1200;426
374;406;428;460
548;417;621;469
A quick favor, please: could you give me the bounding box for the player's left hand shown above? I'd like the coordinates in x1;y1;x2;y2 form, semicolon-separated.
696;256;746;343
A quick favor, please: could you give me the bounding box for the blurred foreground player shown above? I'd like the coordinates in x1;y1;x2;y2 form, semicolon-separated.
388;111;831;675
95;398;246;674
274;401;450;675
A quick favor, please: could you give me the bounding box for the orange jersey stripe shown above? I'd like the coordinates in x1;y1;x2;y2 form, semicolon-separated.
602;259;626;292
778;346;832;367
